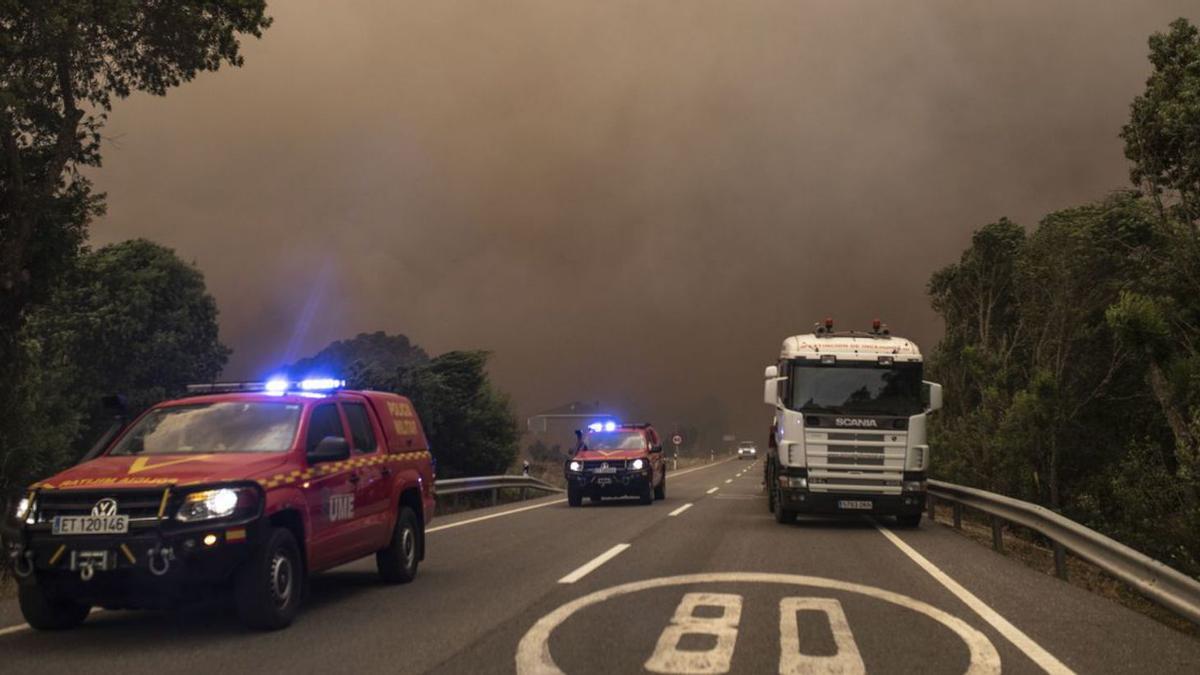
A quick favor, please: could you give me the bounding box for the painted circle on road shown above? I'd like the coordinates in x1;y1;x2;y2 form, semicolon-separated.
516;572;1001;675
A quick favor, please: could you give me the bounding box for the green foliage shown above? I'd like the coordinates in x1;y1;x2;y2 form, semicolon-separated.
1122;18;1200;224
288;336;521;479
396;351;520;479
0;239;229;493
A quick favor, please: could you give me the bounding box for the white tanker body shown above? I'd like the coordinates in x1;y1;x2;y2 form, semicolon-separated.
763;319;943;526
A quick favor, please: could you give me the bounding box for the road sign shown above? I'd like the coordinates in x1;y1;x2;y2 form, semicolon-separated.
671;434;683;446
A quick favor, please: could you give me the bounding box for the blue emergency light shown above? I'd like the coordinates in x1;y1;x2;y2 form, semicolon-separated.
588;421;619;432
186;377;346;396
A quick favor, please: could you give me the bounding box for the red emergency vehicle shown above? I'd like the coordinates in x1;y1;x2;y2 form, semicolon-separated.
3;379;435;630
565;422;666;506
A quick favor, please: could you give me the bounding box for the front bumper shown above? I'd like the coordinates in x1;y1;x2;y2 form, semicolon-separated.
778;488;925;516
566;470;652;497
4;516;266;608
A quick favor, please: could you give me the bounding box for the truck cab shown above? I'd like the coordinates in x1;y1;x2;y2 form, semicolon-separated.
763;320;943;527
4;379;435;631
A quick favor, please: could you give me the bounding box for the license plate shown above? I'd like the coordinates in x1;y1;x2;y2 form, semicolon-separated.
596;477;613;486
837;500;873;511
593;466;617;474
53;515;129;535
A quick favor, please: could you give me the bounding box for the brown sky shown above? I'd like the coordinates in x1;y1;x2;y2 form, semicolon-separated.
89;0;1196;447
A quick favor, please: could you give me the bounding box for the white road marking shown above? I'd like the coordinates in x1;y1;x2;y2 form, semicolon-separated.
558;543;631;584
427;499;566;533
516;573;1000;675
0;624;29;637
428;459;732;534
725;479;733;484
706;487;719;494
875;524;1073;674
668;503;694;517
645;592;742;673
780;597;865;674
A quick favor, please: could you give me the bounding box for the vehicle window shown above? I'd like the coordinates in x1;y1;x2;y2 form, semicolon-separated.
108;402;302;455
788;361;923;417
585;431;647;450
343;402;378;453
306;404;345;454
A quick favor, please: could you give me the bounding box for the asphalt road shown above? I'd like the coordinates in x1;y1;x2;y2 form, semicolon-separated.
2;458;1198;674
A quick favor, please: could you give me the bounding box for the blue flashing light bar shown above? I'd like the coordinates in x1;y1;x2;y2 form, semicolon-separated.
186;377;346;396
587;421;620;432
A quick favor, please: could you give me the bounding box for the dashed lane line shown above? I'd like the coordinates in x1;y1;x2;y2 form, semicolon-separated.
668;503;694;517
874;523;1073;674
558;544;631;584
706;487;719;494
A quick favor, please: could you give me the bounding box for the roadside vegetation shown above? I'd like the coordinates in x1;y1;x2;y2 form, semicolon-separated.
928;18;1200;578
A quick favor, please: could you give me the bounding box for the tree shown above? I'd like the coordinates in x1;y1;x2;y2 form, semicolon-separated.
1;238;230;493
396;351;520;478
287;331;429;389
288;336;521;478
0;1;271;332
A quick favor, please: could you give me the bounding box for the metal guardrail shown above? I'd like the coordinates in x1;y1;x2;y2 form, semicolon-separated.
927;479;1200;625
435;475;563;506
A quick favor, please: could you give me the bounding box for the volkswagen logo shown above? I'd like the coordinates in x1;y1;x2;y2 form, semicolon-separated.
600;462;609;470
92;498;119;517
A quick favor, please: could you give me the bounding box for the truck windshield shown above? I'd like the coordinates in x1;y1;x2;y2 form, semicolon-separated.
584;431;646;451
788;361;923;417
108;402;303;455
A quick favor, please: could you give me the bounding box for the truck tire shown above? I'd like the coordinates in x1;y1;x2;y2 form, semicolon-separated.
377;506;420;584
896;513;922;528
567;484;583;507
766;466;776;513
638;480;653;505
773;486;795;524
18;582;90;631
235;527;303;630
654;472;666;500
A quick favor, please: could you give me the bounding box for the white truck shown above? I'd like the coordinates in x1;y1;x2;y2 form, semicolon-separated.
763;319;942;527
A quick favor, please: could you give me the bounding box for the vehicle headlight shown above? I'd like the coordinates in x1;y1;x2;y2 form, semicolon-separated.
13;496;33;523
902;480;927;493
176;488;251;522
631;459;646;471
568;461;583;473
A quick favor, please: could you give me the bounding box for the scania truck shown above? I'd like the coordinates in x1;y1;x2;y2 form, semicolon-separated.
763;319;942;527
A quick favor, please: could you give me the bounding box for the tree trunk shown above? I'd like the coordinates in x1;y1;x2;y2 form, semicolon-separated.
1148;362;1199;480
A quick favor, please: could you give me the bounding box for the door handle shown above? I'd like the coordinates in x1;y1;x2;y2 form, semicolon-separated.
381;466;392;477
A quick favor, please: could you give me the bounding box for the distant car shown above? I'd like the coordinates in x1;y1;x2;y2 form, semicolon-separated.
737;442;757;459
566;423;666;505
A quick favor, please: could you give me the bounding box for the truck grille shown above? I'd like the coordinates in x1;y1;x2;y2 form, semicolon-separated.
805;428;906;494
32;489;169;524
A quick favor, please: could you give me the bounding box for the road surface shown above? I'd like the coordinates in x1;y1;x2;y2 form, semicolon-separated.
1;459;1197;673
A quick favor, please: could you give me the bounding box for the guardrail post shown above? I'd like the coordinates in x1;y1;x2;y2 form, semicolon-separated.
952;503;962;530
520;486;528;501
1053;542;1068;580
491;488;499;506
991;516;1004;552
926;493;936;521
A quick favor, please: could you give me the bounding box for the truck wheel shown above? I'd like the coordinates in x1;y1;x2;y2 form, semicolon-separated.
567;484;583;507
896;513;922;528
639;481;653;505
654;473;666;500
773;486;794;524
766;469;776;513
377;506;421;584
235;527;303;630
18;582;90;631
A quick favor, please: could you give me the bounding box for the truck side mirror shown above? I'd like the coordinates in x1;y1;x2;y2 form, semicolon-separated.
923;381;943;413
764;365;784;406
309;436;350;464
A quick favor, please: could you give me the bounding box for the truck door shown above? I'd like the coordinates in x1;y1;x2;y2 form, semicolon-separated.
342;399;392;552
303;402;359;571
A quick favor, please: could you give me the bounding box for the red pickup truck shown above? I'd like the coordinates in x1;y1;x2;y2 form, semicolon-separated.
3;380;435;630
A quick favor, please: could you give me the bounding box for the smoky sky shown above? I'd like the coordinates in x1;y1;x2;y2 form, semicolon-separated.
89;0;1196;445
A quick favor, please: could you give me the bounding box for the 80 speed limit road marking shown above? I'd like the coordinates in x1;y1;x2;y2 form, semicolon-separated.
516;572;1003;675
